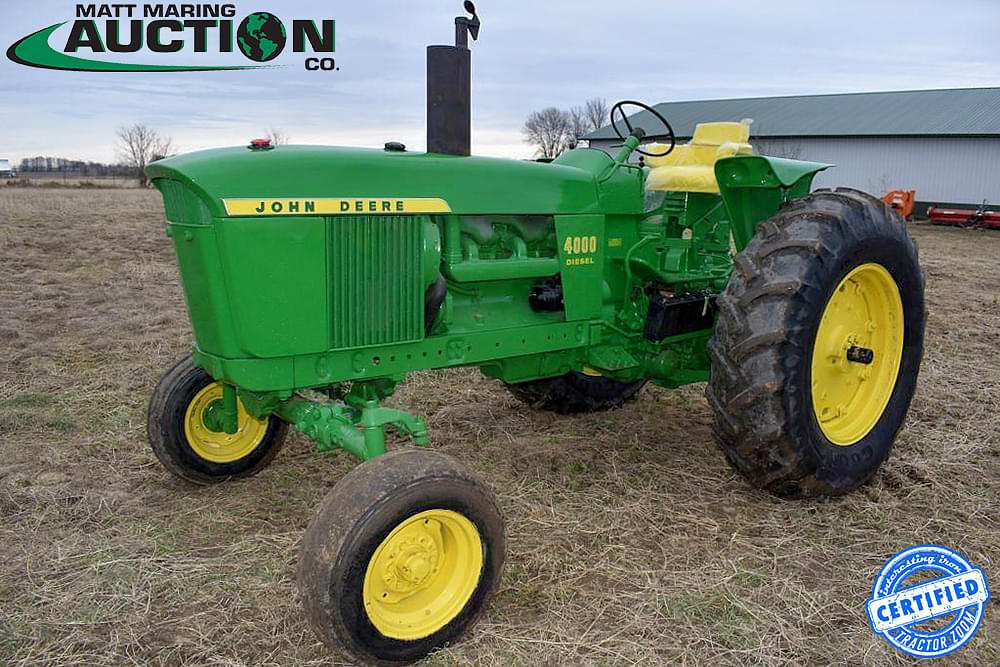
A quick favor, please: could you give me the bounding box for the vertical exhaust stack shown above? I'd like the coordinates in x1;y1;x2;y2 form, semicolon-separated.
427;2;480;156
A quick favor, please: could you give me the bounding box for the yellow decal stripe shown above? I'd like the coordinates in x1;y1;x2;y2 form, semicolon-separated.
221;197;451;216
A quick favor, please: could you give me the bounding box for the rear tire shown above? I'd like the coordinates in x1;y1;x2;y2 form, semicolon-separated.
505;372;646;414
707;188;925;499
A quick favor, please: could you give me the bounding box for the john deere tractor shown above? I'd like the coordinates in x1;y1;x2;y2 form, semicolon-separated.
145;4;924;663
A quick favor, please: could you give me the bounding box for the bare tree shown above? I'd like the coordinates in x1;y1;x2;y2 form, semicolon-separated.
265;127;290;145
116;124;174;187
567;107;590;149
522;107;572;159
581;97;609;133
525;98;609;156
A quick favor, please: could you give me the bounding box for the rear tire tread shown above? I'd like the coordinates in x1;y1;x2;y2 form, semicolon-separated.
707;188;925;499
506;372;646;414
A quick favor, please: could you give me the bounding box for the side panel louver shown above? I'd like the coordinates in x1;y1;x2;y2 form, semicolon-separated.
329;215;424;348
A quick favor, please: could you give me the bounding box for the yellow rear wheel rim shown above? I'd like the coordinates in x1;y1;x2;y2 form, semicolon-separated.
810;263;904;446
183;382;269;463
363;509;483;640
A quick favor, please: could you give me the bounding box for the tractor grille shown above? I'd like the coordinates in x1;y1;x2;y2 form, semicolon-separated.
329;215;424;348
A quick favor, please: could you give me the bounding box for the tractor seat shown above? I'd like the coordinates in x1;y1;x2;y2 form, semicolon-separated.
644;121;752;194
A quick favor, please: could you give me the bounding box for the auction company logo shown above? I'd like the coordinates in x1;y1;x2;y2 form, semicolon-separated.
866;544;990;658
6;3;336;72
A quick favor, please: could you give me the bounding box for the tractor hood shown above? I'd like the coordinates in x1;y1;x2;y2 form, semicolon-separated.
146;145;639;218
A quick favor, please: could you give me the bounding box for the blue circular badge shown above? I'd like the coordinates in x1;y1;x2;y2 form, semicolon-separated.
866;544;990;657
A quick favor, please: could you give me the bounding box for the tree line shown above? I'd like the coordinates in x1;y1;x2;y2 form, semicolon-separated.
15;125;290;186
18;157;133;177
522;98;609;159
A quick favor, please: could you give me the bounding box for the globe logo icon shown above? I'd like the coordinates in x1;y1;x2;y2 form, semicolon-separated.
237;12;286;62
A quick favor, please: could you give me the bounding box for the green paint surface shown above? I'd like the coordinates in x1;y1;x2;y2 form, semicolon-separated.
150;145;819;458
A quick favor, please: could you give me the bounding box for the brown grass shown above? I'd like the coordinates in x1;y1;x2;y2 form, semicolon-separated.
1;188;998;666
4;176;139;188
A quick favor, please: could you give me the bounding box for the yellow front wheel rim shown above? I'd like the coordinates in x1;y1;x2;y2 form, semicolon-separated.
810;263;904;446
183;382;269;463
363;509;483;640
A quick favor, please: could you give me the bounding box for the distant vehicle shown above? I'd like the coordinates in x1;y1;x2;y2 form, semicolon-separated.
0;158;14;178
928;200;1000;229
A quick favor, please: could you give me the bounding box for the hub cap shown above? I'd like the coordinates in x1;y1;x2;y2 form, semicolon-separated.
183;382;268;463
810;263;904;446
362;509;483;640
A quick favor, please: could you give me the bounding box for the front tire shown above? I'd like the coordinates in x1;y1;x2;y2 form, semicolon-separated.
298;449;505;664
147;356;287;485
707;188;925;498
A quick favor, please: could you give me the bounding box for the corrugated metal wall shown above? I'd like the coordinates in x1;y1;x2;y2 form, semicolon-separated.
588;137;1000;205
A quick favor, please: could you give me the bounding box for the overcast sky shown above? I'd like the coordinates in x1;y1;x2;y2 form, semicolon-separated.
1;0;998;164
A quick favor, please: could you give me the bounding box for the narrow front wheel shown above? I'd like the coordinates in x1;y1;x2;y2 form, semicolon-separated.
147;356;287;484
298;449;505;664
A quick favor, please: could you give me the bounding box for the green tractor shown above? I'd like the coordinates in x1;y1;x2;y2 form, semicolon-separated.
146;4;924;663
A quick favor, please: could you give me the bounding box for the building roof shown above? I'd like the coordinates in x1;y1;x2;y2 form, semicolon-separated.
583;88;1000;141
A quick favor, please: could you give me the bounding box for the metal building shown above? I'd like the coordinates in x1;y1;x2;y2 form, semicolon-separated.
583;88;1000;210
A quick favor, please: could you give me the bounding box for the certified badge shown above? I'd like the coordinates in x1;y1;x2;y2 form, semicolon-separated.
867;545;990;657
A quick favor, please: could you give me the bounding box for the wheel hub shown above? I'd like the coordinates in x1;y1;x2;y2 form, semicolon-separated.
810;263;904;446
183;382;268;463
200;399;227;432
846;345;874;365
362;509;483;641
383;534;440;590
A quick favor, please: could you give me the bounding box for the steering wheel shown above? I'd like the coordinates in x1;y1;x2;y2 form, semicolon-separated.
609;100;675;158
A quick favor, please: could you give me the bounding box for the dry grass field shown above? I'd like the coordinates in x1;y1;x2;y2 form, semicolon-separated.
1;187;998;666
8;176;137;188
